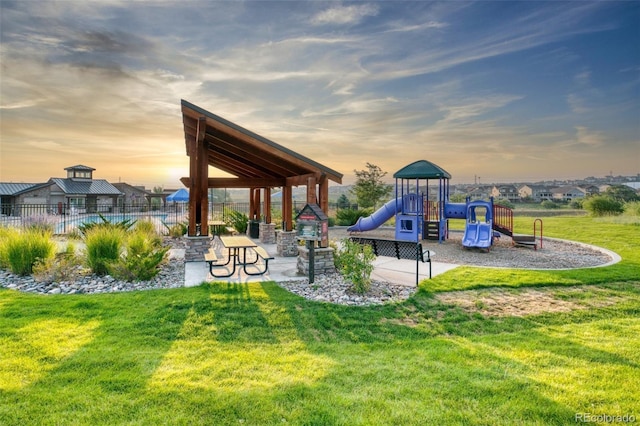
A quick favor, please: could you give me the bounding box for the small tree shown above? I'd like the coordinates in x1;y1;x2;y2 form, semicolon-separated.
334;239;376;294
336;194;350;209
351;163;392;209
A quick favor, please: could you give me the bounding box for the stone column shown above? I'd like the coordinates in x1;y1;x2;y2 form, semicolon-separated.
259;223;276;244
276;230;298;257
297;246;335;276
184;236;210;262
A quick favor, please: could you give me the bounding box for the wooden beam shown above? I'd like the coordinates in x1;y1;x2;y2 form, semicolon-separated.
181;177;286;188
286;173;322;186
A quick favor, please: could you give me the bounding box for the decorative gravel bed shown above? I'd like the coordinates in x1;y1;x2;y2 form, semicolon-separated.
0;229;617;307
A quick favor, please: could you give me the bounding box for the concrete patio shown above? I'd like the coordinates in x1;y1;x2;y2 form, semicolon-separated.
183;237;459;287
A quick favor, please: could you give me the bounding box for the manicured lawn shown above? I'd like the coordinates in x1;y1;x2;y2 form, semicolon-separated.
1;216;639;425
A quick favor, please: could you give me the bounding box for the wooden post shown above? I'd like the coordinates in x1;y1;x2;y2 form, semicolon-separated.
188;116;207;236
264;187;271;224
188;141;198;236
318;174;329;215
198;131;208;236
306;176;317;204
283;184;293;231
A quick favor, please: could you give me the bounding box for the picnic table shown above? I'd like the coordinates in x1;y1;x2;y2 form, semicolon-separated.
208;236;273;277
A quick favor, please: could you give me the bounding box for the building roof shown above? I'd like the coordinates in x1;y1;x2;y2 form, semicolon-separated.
112;182;152;195
393;160;451;179
181;99;343;186
64;165;96;171
551;185;586;194
0;183;40;196
49;178;122;195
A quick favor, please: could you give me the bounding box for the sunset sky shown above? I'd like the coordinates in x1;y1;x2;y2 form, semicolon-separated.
1;1;638;188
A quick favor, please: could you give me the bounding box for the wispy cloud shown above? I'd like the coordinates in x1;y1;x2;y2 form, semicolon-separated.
1;1;637;186
310;4;379;26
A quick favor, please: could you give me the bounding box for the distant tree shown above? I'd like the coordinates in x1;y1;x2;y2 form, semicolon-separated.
210;188;232;203
351;163;393;209
604;185;640;202
449;193;466;203
495;198;515;209
151;186;163;210
336;194;350;209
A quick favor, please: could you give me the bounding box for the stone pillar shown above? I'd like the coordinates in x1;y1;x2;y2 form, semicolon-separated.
277;230;298;257
297;246;335;276
184;236;210;262
259;223;276;244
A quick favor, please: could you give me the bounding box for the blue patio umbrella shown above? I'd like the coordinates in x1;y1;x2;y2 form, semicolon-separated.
166;188;189;202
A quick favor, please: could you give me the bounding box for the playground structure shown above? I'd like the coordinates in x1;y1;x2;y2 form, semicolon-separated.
348;160;541;250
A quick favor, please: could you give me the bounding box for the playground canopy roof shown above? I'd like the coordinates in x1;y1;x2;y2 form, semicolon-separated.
181;99;343;186
393;160;451;180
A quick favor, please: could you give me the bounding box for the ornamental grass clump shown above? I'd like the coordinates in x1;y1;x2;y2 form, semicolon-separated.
84;226;125;276
164;221;187;238
334;238;376;294
1;228;55;276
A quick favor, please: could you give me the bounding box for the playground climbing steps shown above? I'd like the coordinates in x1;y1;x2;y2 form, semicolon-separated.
491;204;543;250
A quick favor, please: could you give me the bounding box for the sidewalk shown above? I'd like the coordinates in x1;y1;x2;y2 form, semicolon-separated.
183;239;459;287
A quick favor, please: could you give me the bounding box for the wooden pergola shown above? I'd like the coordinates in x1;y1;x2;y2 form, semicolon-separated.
180;100;343;237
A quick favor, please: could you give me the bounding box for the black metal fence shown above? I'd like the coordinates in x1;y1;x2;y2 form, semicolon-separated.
0;201;342;235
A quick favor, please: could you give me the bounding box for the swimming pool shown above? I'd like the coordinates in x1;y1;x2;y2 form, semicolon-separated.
55;213;170;234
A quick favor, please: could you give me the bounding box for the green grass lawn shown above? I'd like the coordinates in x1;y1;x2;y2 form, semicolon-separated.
1;216;639;425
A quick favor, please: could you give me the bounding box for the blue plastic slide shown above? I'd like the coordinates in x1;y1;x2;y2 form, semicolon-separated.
462;200;494;249
462;222;492;249
462;222;479;247
347;198;402;232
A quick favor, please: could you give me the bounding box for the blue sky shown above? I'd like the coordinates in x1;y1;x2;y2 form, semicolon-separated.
1;1;638;188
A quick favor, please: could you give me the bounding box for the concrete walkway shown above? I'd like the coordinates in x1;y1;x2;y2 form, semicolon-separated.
184;238;459;287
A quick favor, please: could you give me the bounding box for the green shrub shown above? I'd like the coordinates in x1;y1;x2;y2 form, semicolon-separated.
569;199;584;209
108;231;168;282
541;200;560;209
583;195;624;217
85;227;125;275
225;209;248;234
334;239;376;294
336;208;372;226
2;229;55;276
